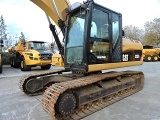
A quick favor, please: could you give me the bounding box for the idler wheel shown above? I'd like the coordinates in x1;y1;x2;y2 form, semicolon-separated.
25;79;42;93
55;92;76;115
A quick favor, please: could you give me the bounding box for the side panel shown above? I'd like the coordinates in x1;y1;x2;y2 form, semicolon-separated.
52;54;64;67
88;61;143;72
123;38;143;52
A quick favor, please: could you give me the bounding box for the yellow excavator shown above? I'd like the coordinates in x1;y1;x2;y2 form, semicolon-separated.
19;0;144;119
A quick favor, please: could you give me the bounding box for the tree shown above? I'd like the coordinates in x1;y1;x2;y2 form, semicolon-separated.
143;18;160;46
19;32;26;42
7;35;15;47
0;15;7;40
123;25;144;41
0;15;8;51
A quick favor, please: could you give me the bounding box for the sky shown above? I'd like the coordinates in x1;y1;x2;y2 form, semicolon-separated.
0;0;160;43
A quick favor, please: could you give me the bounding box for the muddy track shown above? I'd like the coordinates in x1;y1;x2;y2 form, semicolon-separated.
41;71;144;120
19;69;69;96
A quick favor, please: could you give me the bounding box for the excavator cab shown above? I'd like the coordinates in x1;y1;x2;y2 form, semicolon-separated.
30;0;143;73
64;1;122;73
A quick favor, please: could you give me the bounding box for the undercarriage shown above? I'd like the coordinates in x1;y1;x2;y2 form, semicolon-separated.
19;70;144;120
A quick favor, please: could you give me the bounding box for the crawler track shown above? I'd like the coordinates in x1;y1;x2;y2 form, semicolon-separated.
19;69;69;96
42;71;144;120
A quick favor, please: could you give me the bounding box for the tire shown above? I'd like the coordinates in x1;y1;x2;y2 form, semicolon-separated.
0;64;2;73
20;57;31;71
10;57;13;67
144;55;152;62
41;64;51;70
12;57;18;68
152;55;158;62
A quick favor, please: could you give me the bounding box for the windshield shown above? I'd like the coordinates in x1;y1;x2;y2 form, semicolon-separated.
28;42;46;50
66;11;86;65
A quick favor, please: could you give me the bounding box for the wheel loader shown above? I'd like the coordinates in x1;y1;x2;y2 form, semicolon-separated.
19;0;144;119
8;40;52;71
143;45;160;62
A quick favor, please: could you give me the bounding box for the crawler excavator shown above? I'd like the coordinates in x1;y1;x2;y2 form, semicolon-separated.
19;0;144;119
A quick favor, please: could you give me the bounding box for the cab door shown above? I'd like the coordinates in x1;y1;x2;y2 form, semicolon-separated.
88;7;110;64
88;5;122;64
111;13;122;62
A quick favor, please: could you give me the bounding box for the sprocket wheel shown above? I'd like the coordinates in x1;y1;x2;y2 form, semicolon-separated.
55;92;77;116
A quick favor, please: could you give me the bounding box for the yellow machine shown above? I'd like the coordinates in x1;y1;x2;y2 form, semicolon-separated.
143;45;160;62
51;53;64;67
19;0;144;119
8;40;52;71
155;47;160;58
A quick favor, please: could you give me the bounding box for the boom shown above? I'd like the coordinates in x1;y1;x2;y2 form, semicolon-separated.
30;0;70;28
30;0;71;57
